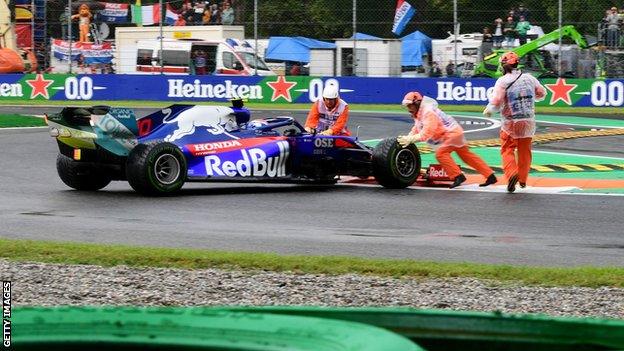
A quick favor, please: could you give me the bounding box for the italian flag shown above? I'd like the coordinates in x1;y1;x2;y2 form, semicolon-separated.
132;3;161;26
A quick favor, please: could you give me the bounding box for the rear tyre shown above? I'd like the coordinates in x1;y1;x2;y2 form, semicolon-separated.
372;138;421;188
126;142;187;196
56;154;112;191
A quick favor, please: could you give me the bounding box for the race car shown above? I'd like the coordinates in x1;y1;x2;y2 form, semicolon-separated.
45;101;421;195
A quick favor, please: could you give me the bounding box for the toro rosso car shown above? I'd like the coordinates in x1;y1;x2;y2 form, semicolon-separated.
46;101;421;195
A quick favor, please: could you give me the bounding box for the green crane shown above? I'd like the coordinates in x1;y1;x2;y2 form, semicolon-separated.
474;25;588;78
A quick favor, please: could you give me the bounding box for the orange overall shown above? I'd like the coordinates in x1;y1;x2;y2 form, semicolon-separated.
410;98;493;180
487;70;546;184
305;99;351;136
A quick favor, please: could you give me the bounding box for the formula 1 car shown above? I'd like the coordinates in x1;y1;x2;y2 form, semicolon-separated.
46;101;421;195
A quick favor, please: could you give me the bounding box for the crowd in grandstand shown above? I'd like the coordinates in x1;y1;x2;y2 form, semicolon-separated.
174;1;235;26
482;4;532;52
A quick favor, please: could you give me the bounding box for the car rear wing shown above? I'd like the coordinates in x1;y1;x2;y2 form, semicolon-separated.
46;106;139;156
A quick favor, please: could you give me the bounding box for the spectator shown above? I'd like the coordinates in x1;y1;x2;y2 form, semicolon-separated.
60;6;70;40
289;62;301;76
181;3;195;25
429;62;442;77
193;50;207;75
508;9;518;22
482;27;493;55
516;4;529;21
202;7;211;24
493;18;504;49
209;4;220;24
445;61;455;77
192;3;205;24
221;1;234;25
503;16;516;48
174;14;186;26
515;15;531;45
605;7;621;48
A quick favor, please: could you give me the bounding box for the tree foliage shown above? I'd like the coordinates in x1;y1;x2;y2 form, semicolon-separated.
44;0;615;39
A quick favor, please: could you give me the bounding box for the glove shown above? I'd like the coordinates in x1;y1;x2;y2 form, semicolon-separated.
483;104;495;117
304;127;315;134
397;134;419;147
320;129;334;136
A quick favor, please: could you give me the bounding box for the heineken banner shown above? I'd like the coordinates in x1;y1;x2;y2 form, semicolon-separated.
0;74;621;107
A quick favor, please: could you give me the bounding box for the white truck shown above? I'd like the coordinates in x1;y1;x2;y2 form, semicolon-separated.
114;25;274;75
130;38;275;75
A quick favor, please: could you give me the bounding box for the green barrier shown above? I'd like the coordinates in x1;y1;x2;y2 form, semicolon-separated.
227;306;624;351
11;306;422;351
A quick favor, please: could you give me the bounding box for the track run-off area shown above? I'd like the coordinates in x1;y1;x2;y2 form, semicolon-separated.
0;105;623;267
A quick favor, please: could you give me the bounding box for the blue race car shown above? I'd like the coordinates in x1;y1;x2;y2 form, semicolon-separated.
46;101;421;195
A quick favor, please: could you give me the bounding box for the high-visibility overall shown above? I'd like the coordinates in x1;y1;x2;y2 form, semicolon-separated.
305;98;351;136
410;97;493;179
487;70;546;183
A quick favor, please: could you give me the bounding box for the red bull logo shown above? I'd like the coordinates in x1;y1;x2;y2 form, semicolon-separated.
204;141;289;177
427;164;451;181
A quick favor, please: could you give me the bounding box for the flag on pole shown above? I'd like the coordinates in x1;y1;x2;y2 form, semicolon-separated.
392;0;415;36
165;4;178;25
131;0;142;26
132;3;160;26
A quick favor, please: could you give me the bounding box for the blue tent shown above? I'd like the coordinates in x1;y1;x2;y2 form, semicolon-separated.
351;32;382;40
265;37;336;63
401;31;432;67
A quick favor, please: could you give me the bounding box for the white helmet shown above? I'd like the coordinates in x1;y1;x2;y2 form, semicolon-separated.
322;84;339;99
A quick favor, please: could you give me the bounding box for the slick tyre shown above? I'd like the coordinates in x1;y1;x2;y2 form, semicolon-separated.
372;138;421;189
126;142;187;196
11;307;422;351
56;154;111;191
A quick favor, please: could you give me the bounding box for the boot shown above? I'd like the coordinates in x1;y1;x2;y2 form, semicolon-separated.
479;173;498;187
507;174;519;193
450;173;467;189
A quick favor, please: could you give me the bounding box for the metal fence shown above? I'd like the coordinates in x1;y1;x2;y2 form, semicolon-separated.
22;1;624;77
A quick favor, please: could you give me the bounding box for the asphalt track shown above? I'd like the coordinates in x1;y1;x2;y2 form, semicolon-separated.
0;106;623;267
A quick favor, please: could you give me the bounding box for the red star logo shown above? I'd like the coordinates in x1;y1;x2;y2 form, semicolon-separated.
25;74;54;99
266;76;296;102
544;78;577;105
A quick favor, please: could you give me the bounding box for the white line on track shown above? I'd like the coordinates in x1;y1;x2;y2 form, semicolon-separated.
339;181;624;197
533;120;623;129
531;149;624;161
0;126;47;131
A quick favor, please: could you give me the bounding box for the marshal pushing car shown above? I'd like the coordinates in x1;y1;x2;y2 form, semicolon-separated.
45;101;421;195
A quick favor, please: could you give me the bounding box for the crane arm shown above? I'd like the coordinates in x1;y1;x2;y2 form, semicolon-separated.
477;25;588;77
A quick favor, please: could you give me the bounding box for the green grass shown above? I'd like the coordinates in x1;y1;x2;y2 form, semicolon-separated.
0;114;45;128
0;99;622;116
0;238;622;288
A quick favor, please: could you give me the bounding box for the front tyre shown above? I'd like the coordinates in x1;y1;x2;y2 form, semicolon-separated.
56;154;112;191
372;138;421;189
126;142;187;196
